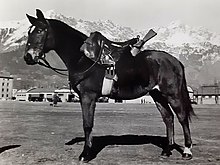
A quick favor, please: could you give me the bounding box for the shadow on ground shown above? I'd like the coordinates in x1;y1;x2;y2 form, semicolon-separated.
65;134;184;161
0;145;21;154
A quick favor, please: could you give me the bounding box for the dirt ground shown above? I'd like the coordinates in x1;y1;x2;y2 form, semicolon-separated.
0;101;220;165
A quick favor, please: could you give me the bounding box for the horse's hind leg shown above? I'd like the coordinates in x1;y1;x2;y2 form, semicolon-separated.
168;97;193;160
149;89;175;157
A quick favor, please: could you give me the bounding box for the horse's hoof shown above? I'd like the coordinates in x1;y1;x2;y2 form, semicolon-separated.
79;156;89;163
182;153;192;160
79;152;93;163
79;156;84;162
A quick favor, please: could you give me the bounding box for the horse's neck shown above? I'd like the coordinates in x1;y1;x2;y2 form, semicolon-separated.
51;23;86;69
55;43;81;66
53;33;90;85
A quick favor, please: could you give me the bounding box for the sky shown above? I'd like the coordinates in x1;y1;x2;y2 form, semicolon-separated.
0;0;220;33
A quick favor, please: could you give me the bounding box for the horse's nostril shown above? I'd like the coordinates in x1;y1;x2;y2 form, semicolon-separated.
34;56;39;62
24;52;37;65
24;53;32;61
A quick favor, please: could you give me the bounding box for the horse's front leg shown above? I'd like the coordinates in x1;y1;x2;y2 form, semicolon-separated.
79;93;97;162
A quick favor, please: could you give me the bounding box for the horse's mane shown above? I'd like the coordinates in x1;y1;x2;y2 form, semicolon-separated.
96;31;110;42
48;19;88;40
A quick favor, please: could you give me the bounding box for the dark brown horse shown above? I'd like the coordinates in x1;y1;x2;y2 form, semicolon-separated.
24;9;195;162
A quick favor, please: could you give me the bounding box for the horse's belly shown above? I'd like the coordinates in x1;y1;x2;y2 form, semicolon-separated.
110;85;148;100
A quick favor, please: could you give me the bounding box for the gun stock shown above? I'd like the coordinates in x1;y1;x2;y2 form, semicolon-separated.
133;29;157;48
131;29;157;56
142;29;157;43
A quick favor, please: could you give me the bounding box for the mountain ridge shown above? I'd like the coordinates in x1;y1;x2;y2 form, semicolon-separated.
1;9;220;52
0;9;220;88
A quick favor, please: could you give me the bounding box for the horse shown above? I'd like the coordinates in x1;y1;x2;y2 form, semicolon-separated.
24;9;195;162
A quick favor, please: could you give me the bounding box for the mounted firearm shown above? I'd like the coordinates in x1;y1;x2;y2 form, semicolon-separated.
131;29;157;56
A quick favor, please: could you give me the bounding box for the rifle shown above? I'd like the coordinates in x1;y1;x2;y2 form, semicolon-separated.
131;29;157;56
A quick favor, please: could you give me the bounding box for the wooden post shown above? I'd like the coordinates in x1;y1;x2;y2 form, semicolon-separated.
215;95;219;104
200;96;203;104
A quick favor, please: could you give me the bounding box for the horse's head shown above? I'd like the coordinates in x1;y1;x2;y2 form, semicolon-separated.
24;9;55;65
80;31;104;61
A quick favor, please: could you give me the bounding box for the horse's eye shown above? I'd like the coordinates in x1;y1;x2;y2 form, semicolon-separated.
84;41;92;45
37;29;42;33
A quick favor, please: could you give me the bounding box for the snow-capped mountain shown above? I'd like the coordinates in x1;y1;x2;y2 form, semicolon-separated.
0;10;135;52
150;20;220;46
1;10;220;87
1;10;220;54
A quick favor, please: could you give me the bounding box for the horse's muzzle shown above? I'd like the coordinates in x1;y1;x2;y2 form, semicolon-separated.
24;52;38;65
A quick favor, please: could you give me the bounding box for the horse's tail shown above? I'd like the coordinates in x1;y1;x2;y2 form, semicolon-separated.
180;63;196;121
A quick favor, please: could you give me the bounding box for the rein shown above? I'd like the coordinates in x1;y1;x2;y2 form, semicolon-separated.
37;54;68;76
37;40;105;87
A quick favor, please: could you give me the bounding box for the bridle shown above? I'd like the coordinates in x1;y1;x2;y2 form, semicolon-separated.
27;24;48;58
27;24;68;76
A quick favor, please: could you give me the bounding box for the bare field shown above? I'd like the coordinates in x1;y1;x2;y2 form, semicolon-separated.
0;101;220;165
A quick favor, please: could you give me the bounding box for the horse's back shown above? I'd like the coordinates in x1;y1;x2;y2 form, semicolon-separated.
141;50;182;65
139;50;184;75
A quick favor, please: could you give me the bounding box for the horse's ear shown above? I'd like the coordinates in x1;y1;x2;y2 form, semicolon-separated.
26;14;37;25
36;9;46;22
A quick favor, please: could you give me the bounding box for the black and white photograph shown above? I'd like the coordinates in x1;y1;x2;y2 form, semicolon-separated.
0;0;220;164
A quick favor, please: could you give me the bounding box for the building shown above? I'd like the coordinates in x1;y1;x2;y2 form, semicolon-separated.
194;85;220;104
12;85;197;104
15;89;28;101
0;75;14;100
109;94;154;104
26;88;56;102
13;86;79;102
54;88;79;102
